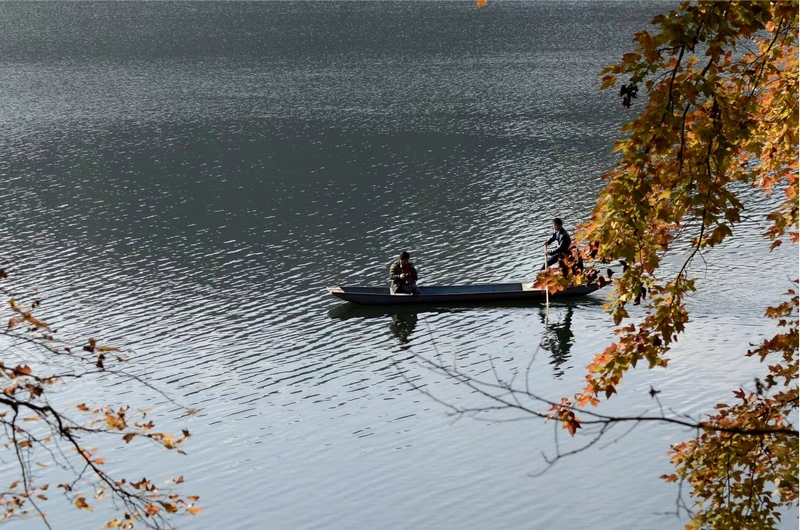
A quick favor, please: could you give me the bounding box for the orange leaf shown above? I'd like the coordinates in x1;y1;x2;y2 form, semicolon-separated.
14;365;32;376
159;502;178;514
75;497;93;511
187;506;202;515
476;0;487;8
566;421;578;436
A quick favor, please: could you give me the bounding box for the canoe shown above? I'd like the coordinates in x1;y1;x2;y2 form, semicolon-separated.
326;282;601;306
327;295;604;319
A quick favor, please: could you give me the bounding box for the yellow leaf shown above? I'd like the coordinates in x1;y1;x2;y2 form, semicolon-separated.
600;75;616;90
35;462;49;467
75;497;93;511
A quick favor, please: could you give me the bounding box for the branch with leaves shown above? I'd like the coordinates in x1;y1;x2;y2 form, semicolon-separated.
0;268;201;529
431;2;798;528
402;311;796;522
576;2;798;527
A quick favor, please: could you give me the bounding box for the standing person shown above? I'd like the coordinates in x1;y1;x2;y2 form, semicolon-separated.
541;218;572;269
389;251;420;294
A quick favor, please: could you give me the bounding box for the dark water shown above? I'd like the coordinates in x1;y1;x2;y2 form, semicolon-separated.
0;2;795;529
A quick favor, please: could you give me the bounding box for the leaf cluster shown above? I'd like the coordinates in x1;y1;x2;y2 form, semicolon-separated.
531;244;615;295
0;273;201;529
575;2;798;527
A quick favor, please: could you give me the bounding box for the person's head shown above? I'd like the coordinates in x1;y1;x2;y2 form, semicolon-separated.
399;251;410;263
552;218;563;230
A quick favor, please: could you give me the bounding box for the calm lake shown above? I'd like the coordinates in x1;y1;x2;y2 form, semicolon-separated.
0;1;795;529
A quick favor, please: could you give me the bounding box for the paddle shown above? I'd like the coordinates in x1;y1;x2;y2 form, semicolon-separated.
544;243;550;320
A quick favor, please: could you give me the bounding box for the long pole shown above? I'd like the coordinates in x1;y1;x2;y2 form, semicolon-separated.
544;244;550;319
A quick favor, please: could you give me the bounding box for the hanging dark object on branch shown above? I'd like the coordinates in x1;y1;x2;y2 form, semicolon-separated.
619;82;638;107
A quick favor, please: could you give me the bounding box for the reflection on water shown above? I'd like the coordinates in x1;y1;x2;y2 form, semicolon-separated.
1;1;796;529
329;301;578;372
389;313;418;346
540;306;575;378
328;304;443;346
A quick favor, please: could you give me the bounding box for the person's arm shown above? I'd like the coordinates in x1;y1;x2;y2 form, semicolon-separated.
389;261;402;281
410;264;418;283
559;232;572;254
545;232;557;246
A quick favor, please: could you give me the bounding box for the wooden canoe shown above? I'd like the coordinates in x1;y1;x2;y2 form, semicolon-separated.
326;282;601;306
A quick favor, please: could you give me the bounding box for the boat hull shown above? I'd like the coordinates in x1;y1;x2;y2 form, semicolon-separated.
327;283;601;306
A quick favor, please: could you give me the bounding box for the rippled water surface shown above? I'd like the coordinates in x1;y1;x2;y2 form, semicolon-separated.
0;2;796;529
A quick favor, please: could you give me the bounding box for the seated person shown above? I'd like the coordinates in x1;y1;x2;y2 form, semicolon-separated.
541;217;572;270
389;251;420;294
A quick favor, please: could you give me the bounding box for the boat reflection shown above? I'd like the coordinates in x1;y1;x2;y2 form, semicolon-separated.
329;299;589;372
539;306;574;378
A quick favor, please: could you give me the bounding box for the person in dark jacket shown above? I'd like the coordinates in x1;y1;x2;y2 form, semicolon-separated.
541;218;572;270
389;251;420;294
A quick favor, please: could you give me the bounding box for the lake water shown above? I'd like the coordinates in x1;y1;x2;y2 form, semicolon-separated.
0;2;796;529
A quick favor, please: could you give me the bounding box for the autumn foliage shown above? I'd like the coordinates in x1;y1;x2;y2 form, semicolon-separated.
565;1;797;527
0;276;200;528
